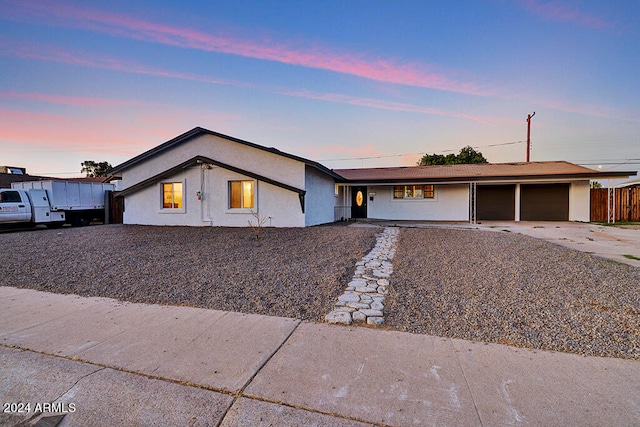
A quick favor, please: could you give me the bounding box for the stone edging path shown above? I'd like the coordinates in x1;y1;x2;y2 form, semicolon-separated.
325;227;399;325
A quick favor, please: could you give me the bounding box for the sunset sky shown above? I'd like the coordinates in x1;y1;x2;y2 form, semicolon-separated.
1;0;638;180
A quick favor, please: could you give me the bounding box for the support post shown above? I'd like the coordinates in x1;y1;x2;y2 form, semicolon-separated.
607;180;615;224
514;183;521;221
469;182;477;224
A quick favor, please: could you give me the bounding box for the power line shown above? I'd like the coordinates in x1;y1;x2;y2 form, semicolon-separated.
318;140;526;162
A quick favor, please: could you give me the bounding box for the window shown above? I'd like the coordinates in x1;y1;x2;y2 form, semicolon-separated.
0;191;22;203
162;183;183;209
393;185;434;199
229;180;254;209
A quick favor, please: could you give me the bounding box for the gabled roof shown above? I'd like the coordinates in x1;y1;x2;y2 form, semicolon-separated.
108;126;343;180
333;161;636;183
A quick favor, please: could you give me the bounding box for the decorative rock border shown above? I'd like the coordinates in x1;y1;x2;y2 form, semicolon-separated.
325;227;399;325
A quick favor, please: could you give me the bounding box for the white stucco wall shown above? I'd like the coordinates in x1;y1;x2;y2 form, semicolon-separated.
569;180;591;222
121;140;309;227
365;184;469;221
120;134;305;191
304;166;337;226
123;165;306;227
124;168;198;226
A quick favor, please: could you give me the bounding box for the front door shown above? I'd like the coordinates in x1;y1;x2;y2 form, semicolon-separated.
351;186;367;219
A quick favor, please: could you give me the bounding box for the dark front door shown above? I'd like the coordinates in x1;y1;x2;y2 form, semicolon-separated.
351;186;367;218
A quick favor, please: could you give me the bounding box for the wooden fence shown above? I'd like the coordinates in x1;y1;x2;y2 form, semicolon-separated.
590;187;640;222
106;191;124;224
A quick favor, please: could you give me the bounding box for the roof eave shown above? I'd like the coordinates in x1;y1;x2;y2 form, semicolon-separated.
338;171;636;185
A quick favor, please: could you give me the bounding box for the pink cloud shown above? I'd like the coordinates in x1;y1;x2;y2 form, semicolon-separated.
521;0;612;30
0;41;491;123
0;39;247;88
0;107;240;159
2;0;487;95
283;89;492;123
0;91;150;108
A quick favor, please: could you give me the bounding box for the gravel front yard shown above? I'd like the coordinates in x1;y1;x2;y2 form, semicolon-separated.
3;223;639;360
385;227;640;360
2;224;378;322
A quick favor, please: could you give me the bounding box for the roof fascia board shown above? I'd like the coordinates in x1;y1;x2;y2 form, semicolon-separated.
340;172;635;185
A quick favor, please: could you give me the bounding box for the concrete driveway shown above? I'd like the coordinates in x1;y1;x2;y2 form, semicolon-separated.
474;221;640;267
354;220;640;267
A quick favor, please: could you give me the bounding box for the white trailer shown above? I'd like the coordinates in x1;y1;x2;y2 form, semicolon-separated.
0;180;114;227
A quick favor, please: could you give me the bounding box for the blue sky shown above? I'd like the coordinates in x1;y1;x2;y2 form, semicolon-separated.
1;0;638;180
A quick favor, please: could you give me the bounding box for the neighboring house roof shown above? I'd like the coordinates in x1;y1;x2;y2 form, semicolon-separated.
333;161;636;184
616;176;640;188
108;126;343;180
0;173;51;189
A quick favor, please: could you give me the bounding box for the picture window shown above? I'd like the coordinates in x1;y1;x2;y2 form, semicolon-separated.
393;185;434;199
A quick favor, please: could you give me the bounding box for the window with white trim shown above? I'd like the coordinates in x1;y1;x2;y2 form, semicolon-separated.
162;182;183;209
393;185;434;199
229;180;254;209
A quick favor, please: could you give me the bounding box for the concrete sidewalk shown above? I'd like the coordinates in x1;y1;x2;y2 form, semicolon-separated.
1;287;639;426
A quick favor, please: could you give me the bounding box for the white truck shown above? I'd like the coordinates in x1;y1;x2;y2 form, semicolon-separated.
0;180;114;228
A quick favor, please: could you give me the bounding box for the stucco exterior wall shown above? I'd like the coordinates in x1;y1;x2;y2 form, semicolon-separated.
304;166;337;226
123;160;306;227
366;184;469;221
569;180;591;222
120;134;305;191
124;168;198;226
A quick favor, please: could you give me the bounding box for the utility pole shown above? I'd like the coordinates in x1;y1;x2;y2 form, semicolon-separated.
526;112;535;162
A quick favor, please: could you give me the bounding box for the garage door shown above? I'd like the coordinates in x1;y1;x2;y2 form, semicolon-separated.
520;184;569;221
477;185;515;220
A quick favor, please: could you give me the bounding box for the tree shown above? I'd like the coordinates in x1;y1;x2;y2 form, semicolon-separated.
418;146;488;166
590;181;603;189
81;161;112;177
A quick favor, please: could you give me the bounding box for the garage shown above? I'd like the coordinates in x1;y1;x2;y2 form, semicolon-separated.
520;183;569;221
477;185;515;220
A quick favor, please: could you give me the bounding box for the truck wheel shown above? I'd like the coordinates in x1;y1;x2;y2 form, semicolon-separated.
69;213;82;227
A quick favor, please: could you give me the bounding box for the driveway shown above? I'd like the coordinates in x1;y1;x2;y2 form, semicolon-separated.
475;221;640;267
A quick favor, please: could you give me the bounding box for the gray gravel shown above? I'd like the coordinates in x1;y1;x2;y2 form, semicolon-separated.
3;224;639;360
2;224;378;322
384;227;640;360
